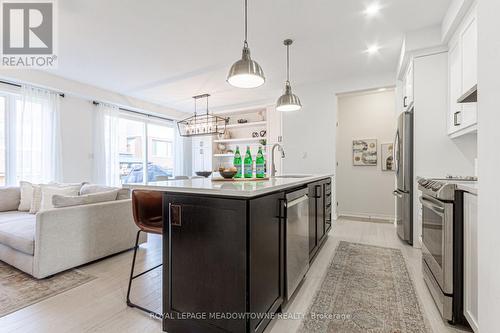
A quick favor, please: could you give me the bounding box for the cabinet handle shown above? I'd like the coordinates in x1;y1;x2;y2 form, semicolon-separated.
403;96;408;108
454;111;462;126
314;185;322;199
275;198;285;219
170;204;182;227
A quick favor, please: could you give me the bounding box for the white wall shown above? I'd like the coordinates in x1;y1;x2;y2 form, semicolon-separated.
336;89;396;220
477;1;500;331
282;73;396;218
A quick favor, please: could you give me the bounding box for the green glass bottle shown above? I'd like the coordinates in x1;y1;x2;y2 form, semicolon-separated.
233;146;242;178
244;146;253;178
255;146;265;178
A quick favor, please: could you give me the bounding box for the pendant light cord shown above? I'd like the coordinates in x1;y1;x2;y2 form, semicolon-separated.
286;43;290;83
244;0;248;47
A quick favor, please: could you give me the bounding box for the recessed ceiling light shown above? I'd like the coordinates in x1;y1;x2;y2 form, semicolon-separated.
364;2;381;17
365;44;381;55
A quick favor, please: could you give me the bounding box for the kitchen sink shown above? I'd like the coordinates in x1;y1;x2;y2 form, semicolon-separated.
273;174;312;179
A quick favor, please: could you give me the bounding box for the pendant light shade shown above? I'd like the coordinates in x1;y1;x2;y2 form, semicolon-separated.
276;39;302;112
227;0;265;88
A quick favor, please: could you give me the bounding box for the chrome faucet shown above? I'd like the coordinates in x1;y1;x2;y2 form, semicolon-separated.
271;143;285;177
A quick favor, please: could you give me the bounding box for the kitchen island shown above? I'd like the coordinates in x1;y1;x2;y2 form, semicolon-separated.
127;175;333;333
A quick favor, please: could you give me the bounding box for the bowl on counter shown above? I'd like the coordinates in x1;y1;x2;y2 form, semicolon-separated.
220;170;237;179
195;171;212;178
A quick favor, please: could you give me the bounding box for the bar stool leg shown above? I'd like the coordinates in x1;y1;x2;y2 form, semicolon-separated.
126;230;163;318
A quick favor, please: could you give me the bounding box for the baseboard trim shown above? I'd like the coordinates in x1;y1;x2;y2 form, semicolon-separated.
339;213;394;224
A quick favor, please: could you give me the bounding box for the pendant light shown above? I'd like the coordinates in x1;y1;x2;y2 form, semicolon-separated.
227;0;265;88
276;39;302;111
177;94;227;137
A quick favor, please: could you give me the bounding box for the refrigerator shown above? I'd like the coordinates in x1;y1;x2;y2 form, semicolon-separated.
393;108;413;245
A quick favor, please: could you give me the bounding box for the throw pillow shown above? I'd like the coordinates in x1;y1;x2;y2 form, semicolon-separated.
38;184;82;212
29;185;42;214
52;189;120;208
80;184;130;200
0;187;21;212
18;181;34;211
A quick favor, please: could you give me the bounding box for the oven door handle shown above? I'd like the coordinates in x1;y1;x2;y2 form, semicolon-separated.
419;196;445;215
392;190;403;198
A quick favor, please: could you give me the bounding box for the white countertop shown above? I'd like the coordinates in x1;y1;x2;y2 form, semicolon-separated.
456;181;478;195
124;174;333;198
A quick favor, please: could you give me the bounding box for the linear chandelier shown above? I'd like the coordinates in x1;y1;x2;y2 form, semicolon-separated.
177;94;227;137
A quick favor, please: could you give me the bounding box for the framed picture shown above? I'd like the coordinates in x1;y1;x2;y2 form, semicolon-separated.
352;139;377;166
381;143;394;171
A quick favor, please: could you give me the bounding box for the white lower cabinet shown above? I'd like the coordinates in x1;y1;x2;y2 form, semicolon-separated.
463;192;478;332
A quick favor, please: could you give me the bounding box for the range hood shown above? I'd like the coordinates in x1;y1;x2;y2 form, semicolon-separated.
457;84;477;103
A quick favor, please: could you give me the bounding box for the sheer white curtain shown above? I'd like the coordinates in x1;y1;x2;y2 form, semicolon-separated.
92;103;120;186
173;121;186;177
9;85;62;184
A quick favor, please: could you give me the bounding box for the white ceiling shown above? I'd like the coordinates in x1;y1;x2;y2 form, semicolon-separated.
52;0;451;112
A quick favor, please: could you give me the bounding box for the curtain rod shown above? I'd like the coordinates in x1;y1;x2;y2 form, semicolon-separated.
0;80;65;98
92;101;174;122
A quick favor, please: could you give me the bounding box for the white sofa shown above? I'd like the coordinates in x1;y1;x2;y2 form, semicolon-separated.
0;186;146;279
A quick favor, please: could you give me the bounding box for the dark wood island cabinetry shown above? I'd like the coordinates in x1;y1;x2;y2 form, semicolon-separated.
127;175;332;333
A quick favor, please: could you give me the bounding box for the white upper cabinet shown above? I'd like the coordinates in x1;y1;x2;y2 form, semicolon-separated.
449;39;463;133
402;61;414;110
447;4;477;137
461;14;478;92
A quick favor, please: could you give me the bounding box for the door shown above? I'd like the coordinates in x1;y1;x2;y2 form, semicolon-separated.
449;39;463;133
249;192;284;333
316;183;325;242
420;195;453;294
395;111;412;192
394;190;412;243
165;194;247;332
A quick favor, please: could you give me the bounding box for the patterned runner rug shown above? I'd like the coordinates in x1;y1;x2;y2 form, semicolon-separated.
299;241;432;333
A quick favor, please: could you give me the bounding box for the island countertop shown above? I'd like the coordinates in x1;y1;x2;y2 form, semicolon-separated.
125;174;333;198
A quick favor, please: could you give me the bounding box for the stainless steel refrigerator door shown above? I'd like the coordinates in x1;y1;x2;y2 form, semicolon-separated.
394;189;412;244
396;111;413;192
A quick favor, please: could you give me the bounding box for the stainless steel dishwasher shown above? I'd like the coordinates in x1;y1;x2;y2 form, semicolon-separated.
285;187;310;300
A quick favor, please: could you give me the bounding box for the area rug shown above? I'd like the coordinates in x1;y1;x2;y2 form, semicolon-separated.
299;241;432;333
0;261;96;317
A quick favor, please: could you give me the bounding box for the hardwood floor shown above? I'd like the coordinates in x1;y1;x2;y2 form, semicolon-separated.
0;219;467;333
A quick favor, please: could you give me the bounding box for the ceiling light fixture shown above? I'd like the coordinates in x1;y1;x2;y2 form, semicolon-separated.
365;44;381;55
364;2;381;17
177;94;227;137
227;0;265;88
276;39;301;112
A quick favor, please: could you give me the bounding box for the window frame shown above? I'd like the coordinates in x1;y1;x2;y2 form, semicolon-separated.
117;111;176;184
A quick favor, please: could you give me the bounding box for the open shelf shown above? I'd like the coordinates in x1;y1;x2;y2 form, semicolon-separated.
213;137;266;143
214;152;267;158
225;121;267;129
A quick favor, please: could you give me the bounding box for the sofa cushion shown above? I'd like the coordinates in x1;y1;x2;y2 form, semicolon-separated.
18;181;34;211
0;187;21;212
0;211;33;225
80;184;130;200
0;216;35;255
52;189;120;208
39;184;82;211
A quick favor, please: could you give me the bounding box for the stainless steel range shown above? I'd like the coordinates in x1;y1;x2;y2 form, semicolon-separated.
418;176;476;326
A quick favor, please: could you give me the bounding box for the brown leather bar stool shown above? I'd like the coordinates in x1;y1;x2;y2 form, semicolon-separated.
126;189;163;317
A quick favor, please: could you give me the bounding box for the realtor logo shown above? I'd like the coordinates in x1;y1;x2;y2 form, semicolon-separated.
1;0;57;67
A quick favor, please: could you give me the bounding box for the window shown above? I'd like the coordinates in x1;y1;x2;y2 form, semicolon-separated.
0;87;61;185
118;114;175;184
